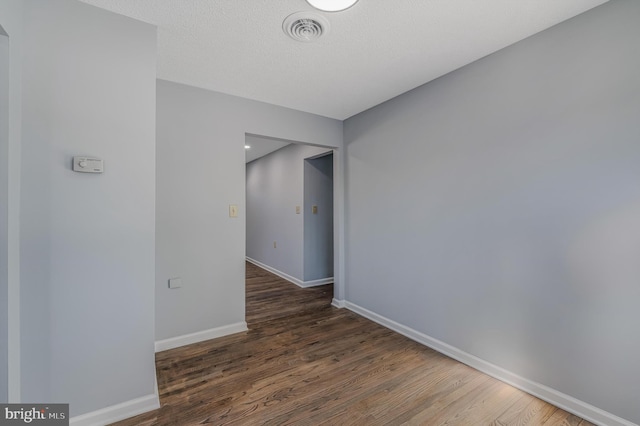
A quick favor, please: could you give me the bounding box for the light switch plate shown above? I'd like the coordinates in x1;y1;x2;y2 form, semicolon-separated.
168;277;182;289
296;206;301;214
229;204;238;218
312;205;318;214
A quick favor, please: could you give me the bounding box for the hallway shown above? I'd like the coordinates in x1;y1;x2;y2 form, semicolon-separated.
245;261;333;326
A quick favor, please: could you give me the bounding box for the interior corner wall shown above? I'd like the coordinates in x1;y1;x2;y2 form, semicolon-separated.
20;0;157;416
0;25;10;405
0;0;23;404
155;80;342;342
304;154;334;282
344;0;640;424
246;144;331;282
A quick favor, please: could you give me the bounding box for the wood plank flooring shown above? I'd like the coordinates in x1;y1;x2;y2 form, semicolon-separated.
111;263;594;426
245;261;333;326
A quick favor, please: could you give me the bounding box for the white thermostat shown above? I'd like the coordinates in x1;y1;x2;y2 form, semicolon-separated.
73;156;104;173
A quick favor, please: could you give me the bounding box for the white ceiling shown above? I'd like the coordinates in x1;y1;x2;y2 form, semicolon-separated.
80;0;608;120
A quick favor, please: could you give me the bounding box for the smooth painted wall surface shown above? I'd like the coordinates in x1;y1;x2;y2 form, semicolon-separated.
0;27;9;404
0;0;23;403
344;0;640;423
246;144;331;281
156;80;341;341
304;154;334;281
20;0;157;416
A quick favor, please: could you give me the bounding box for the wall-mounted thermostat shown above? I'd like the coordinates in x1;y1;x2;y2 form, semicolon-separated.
73;156;104;173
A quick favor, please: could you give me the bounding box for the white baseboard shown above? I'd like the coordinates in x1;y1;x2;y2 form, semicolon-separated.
70;393;159;426
331;298;346;308
344;301;636;426
246;257;333;288
155;321;248;353
301;277;334;287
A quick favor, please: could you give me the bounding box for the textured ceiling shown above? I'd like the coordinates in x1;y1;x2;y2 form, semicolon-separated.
79;0;608;120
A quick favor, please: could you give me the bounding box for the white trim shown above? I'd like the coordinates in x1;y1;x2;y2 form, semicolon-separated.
332;147;345;303
246;257;333;288
344;301;636;426
154;370;159;402
300;277;334;288
331;298;345;308
154;321;248;353
70;393;160;426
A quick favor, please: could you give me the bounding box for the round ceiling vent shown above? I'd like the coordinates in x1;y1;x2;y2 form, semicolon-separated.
283;12;330;43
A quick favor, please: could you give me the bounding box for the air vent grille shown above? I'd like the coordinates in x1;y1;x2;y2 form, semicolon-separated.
283;12;330;43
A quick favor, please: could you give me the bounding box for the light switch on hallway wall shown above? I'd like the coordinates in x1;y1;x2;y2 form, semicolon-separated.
229;204;238;218
296;206;301;214
312;205;318;214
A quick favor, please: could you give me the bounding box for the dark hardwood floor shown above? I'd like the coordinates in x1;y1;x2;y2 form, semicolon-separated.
111;262;594;425
245;261;333;326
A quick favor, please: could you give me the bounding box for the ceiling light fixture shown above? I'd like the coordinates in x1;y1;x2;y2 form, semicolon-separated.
306;0;358;12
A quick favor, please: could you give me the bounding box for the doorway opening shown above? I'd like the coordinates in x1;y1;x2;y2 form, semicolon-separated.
244;134;335;326
303;152;334;283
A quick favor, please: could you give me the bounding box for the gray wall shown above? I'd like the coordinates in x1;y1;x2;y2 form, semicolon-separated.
344;0;640;424
0;0;23;403
156;81;341;341
0;25;9;404
304;154;334;281
246;143;331;281
20;0;157;416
